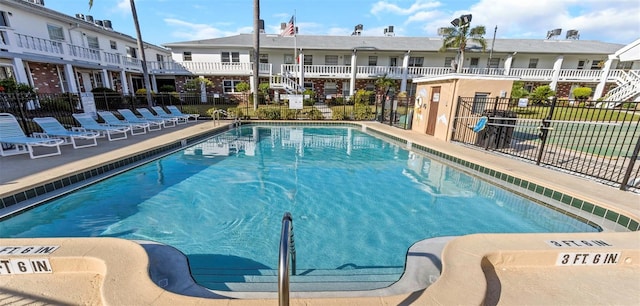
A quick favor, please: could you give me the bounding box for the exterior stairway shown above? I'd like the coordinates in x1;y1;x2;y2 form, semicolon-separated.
601;70;640;106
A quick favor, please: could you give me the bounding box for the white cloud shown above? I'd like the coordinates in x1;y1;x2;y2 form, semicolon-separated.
371;0;441;16
163;18;233;40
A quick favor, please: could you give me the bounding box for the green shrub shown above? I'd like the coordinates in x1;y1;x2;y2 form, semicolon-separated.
227;107;244;118
572;87;592;101
354;105;374;120
255;107;281;120
39;97;74;112
281;108;298;119
530;85;556;105
332;108;347;120
306;108;324;120
159;85;175;92
91;87;123;109
181;106;200;115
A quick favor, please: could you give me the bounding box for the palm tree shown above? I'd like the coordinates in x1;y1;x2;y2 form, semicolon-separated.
439;22;487;73
89;0;153;107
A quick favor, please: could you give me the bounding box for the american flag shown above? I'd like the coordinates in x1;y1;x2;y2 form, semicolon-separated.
281;16;295;36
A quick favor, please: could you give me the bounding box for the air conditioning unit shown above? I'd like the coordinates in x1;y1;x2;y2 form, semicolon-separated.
94;20;104;27
103;20;113;30
26;0;45;6
85;15;94;23
75;13;85;20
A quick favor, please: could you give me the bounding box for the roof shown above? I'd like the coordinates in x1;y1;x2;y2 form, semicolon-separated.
163;34;625;55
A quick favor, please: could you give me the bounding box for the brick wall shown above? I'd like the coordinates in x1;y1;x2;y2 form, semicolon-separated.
28;62;62;94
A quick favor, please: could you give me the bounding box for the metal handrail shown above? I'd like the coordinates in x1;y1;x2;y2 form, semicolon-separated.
278;212;296;306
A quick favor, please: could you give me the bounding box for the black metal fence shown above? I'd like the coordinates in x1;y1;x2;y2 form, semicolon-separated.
451;96;640;192
0;91;416;136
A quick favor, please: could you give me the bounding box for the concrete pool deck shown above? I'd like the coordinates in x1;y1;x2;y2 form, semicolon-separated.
0;120;638;305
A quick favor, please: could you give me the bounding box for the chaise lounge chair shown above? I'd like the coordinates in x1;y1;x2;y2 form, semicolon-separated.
72;113;130;141
117;109;163;131
0;113;64;159
97;111;149;135
151;106;189;124
166;105;200;122
136;108;177;128
33;117;99;149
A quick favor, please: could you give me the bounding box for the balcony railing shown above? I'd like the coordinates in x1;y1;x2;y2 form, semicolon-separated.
509;68;555;80
558;69;603;80
103;51;121;65
15;33;64;55
68;44;101;62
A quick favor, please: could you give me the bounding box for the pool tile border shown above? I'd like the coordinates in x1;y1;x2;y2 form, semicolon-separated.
0;125;227;213
2;122;638;232
364;126;639;232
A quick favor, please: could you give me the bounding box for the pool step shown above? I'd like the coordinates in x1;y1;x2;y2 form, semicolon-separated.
191;267;404;292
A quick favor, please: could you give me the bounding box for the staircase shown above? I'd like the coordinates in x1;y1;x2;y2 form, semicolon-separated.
601;70;640;106
191;266;404;292
270;74;303;94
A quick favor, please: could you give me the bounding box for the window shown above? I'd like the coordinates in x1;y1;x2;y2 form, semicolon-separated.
444;57;455;67
303;55;312;65
0;11;10;27
488;58;500;68
221;51;240;63
284;54;294;64
469;58;479;67
182;51;192;61
0;31;8;46
342;81;350;97
47;24;65;41
528;58;539;68
325;55;338;65
126;46;137;58
390;57;398;67
223;80;243;93
110;40;117;50
259;54;269;64
408;57;423;67
156;54;164;62
324;82;337;96
590;59;602;70
86;36;99;49
616;61;633;70
0;65;14;80
472;93;490;114
577;60;586;70
343;55;351;65
368;56;378;66
303;82;314;90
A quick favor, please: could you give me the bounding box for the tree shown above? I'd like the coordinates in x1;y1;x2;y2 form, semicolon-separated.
439;20;487;73
89;0;153;107
375;74;396;95
510;81;529;99
530;85;556;105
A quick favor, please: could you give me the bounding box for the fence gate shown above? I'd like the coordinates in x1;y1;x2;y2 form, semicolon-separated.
451;96;640;192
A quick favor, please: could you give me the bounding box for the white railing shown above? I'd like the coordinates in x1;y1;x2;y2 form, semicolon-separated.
357;66;403;78
270;74;303;93
15;33;64;55
603;70;640;102
461;67;506;75
177;62;253;75
509;68;555;80
558;69;603;80
68;44;101;61
123;57;141;68
103;51;121;65
408;66;454;77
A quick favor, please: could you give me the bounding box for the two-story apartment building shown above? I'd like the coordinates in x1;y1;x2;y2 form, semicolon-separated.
1;0;638;103
0;0;170;95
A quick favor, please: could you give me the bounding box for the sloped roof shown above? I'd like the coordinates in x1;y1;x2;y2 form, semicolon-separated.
163;34;624;55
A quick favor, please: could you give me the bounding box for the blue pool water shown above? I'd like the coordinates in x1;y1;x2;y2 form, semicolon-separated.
0;125;598;289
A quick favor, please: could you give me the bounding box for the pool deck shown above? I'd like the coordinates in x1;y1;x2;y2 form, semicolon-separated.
0;120;639;305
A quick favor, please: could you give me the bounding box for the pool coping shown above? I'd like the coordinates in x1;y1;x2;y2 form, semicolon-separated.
0;120;638;305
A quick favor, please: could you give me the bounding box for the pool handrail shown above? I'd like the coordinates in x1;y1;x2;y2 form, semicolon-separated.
278;212;296;306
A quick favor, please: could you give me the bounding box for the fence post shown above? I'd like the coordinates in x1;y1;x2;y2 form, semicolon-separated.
620;135;640;191
484;97;501;150
535;96;557;165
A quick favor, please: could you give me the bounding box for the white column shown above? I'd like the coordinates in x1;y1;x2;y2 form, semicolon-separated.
199;76;207;103
549;56;564;90
101;69;111;89
400;51;410;92
120;70;130;94
503;54;514;76
63;64;79;93
349;50;357;96
151;74;158;93
298;50;304;90
594;57;614;100
12;58;29;85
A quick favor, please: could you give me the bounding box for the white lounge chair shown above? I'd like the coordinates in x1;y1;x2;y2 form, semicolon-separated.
117;109;163;131
167;105;200;122
72;113;129;141
33;117;99;149
0;113;64;159
151;106;189;124
97;111;148;135
136;108;177;127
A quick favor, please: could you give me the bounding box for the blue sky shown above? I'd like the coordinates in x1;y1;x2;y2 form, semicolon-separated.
44;0;639;46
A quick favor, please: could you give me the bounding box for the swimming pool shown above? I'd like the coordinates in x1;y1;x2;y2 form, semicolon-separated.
0;125;600;291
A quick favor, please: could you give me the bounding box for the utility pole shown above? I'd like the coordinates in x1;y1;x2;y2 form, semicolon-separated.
130;0;153;107
252;0;260;110
487;26;497;70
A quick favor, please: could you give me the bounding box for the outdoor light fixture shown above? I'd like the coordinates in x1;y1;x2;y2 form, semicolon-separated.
451;14;472;28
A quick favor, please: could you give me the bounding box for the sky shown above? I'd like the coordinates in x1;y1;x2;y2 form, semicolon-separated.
43;0;640;46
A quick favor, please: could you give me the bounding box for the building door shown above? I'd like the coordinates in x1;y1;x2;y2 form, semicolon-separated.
425;86;440;136
80;72;92;93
